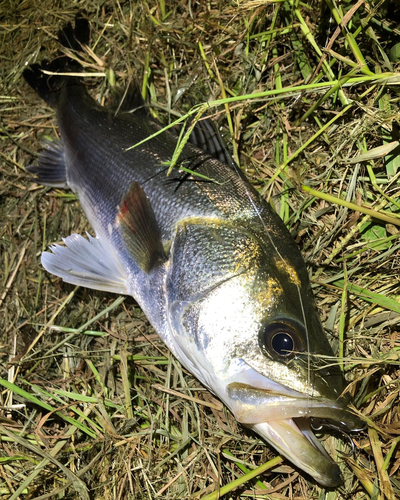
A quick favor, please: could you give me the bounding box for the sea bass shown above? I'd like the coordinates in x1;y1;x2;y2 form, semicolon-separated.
24;15;363;486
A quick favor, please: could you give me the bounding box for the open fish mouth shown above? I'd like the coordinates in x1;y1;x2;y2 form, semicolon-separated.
251;416;361;487
225;379;365;487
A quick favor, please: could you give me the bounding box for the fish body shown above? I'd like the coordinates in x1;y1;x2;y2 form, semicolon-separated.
23;15;363;487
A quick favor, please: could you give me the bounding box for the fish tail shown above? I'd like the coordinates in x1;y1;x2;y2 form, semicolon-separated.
58;12;90;52
23;13;90;108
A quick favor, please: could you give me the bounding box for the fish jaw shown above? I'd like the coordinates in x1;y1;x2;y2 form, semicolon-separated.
217;362;364;487
251;419;342;487
227;391;352;486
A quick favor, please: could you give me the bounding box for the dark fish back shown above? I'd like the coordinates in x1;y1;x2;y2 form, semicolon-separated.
56;84;272;240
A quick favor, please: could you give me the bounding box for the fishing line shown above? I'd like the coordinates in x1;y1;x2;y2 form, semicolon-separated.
176;109;314;405
215;118;313;404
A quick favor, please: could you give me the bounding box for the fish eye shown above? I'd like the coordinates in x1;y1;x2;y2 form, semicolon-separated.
271;331;294;356
260;320;304;358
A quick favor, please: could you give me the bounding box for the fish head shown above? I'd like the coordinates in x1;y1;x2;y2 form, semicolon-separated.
166;219;364;486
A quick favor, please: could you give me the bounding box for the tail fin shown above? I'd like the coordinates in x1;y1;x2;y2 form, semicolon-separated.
58;13;90;51
23;13;90;108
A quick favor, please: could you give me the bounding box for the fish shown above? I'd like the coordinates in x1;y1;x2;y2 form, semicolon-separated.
23;14;364;487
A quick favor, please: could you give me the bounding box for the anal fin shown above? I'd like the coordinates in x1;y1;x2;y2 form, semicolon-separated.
42;233;129;294
26;139;67;188
117;182;165;274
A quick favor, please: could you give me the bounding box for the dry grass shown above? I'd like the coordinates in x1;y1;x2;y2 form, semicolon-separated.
1;0;400;498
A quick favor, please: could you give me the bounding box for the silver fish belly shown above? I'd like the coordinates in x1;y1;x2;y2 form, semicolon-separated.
23;14;364;487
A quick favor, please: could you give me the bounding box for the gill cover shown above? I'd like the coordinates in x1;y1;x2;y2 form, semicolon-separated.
166;217;344;401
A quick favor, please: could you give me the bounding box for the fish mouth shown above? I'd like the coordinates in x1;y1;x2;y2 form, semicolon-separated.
225;370;365;487
250;417;352;487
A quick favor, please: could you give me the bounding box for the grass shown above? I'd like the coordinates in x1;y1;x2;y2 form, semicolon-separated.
1;0;400;498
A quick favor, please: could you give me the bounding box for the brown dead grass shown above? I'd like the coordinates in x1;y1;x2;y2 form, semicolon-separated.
1;0;400;499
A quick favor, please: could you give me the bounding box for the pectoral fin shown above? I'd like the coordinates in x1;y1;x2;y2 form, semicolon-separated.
41;233;129;294
116;181;165;273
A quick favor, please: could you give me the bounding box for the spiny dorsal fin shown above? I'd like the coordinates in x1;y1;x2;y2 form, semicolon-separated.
189;116;237;169
116;182;165;273
111;83;148;115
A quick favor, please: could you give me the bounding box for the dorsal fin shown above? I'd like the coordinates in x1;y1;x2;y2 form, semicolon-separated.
189;116;237;168
116;182;165;273
112;83;148;115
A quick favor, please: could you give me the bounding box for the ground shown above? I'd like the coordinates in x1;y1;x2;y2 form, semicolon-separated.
1;1;400;499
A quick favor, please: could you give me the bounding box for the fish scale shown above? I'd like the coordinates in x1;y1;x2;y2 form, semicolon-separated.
59;86;270;235
23;13;365;487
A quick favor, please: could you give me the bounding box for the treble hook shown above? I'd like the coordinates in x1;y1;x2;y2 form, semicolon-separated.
310;418;356;457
